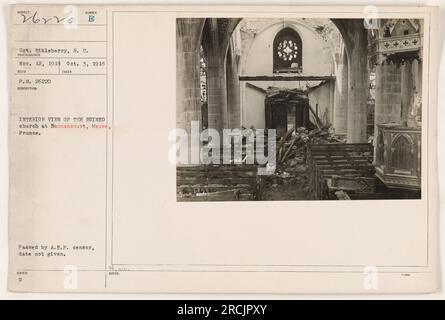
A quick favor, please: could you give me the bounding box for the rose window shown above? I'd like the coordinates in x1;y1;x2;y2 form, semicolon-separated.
273;28;302;72
277;40;299;61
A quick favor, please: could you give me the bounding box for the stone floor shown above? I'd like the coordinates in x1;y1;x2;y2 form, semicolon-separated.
262;166;313;200
263;182;312;201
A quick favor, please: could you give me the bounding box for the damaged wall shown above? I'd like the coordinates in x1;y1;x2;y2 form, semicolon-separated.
238;19;336;129
244;83;266;129
307;81;335;126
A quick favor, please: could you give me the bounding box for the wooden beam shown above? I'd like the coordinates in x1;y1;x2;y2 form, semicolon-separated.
239;75;335;81
308;104;323;130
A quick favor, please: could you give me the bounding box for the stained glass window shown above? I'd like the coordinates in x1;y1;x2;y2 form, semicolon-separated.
199;45;208;102
273;28;302;73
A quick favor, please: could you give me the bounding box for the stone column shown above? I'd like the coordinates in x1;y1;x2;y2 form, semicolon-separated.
410;58;422;127
413;58;422;97
400;60;413;126
374;60;402;128
226;46;241;128
332;19;370;143
207;54;227;133
346;43;368;143
333;51;348;135
373;59;402;160
239;23;256;128
176;19;204;133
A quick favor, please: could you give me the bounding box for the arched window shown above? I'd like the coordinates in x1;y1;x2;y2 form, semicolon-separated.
199;45;208;129
199;45;208;103
273;28;303;73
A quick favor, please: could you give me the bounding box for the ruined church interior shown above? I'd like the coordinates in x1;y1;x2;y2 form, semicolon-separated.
176;18;423;201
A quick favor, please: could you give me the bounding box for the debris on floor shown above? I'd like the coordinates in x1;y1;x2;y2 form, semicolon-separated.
277;126;345;167
263;125;347;200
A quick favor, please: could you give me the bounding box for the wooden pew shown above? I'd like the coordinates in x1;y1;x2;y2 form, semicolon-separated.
176;164;261;201
307;143;375;199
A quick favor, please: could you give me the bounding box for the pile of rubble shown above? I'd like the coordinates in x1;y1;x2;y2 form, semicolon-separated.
264;125;346;196
276;125;344;167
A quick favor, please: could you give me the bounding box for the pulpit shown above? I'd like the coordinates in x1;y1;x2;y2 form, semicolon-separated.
375;124;421;190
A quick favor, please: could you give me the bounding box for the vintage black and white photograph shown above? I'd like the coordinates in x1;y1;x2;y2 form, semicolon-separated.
6;3;440;296
176;17;423;201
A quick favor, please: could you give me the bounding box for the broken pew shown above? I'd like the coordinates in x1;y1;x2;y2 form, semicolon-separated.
176;164;262;201
306;143;375;199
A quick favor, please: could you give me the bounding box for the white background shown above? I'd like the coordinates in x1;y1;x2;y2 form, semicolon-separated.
0;0;444;299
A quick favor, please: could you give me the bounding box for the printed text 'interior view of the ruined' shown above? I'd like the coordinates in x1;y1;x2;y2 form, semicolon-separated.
176;18;423;201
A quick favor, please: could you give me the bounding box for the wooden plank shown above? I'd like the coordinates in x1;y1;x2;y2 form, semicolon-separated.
309;143;372;147
239;75;336;81
177;178;257;186
313;158;373;163
318;170;375;177
315;164;373;170
177;184;252;189
313;159;372;165
318;166;374;171
312;155;372;160
308;104;323;129
310;150;372;156
177;171;256;178
176;165;258;172
178;193;253;202
310;146;372;151
313;156;371;161
309;146;372;151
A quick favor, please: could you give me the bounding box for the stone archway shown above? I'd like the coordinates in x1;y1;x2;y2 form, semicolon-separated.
177;18;370;143
331;19;369;143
